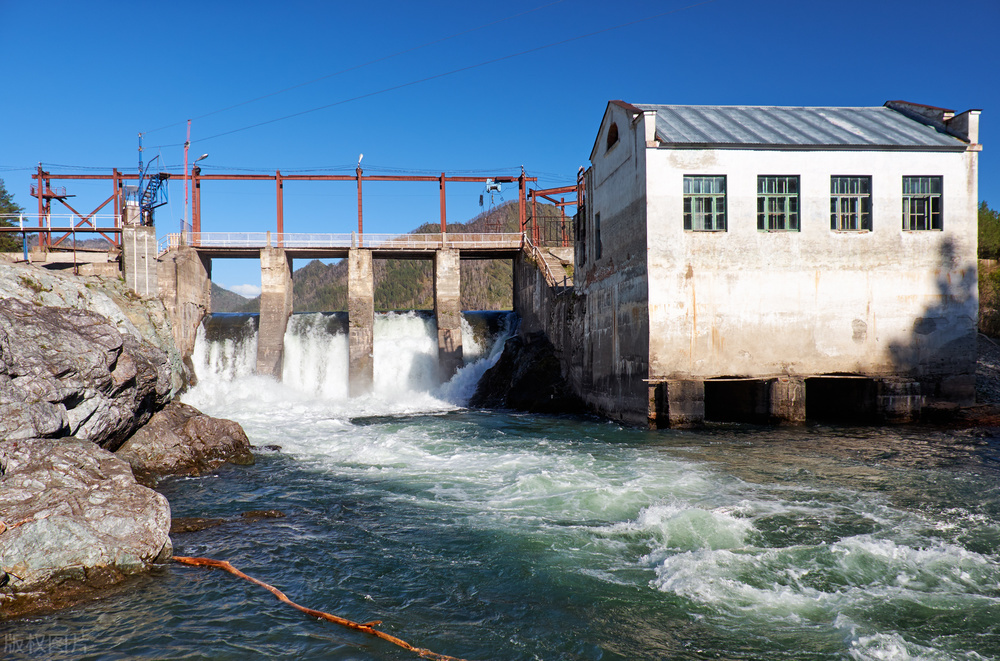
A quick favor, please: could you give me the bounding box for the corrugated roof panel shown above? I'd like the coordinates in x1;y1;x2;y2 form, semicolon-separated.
633;104;966;149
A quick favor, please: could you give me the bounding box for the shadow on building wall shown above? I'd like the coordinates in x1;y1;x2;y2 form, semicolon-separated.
886;236;978;405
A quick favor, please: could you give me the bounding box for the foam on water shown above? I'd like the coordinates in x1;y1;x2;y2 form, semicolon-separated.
176;312;1000;660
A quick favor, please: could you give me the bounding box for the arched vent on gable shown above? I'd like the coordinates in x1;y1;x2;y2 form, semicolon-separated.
606;123;619;151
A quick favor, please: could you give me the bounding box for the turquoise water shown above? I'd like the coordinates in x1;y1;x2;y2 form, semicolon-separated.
4;314;1000;660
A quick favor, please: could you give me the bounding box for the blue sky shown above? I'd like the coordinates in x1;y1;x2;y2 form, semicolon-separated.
2;0;997;296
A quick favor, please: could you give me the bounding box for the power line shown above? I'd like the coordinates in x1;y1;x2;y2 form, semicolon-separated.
152;0;719;149
142;0;567;136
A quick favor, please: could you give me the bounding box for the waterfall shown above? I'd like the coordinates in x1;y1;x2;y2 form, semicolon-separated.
190;310;513;410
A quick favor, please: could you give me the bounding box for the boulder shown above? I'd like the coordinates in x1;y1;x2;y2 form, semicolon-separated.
0;261;186;395
0;298;171;450
0;437;172;618
116;401;255;484
470;332;585;415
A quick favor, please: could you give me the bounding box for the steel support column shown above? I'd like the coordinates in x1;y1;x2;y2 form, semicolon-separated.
276;169;284;245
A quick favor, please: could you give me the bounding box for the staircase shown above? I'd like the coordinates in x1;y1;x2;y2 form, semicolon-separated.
538;249;573;289
140;172;170;213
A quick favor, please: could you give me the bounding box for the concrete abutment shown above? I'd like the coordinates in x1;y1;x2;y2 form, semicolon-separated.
157;246;211;360
122;226;158;298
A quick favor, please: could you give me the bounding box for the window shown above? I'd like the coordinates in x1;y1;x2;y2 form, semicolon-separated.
830;176;872;231
757;176;799;231
606;123;619;151
684;175;727;231
594;212;602;260
902;176;942;231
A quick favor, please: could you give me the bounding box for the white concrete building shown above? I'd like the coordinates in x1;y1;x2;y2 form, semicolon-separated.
576;100;982;426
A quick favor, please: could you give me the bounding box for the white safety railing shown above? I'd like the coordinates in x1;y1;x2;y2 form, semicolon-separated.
164;232;524;251
0;213;121;230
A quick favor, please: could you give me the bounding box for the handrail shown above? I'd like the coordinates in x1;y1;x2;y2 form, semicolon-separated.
0;213;121;226
164;232;524;251
523;234;571;290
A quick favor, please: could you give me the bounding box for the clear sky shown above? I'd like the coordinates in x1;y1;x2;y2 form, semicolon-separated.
3;0;997;296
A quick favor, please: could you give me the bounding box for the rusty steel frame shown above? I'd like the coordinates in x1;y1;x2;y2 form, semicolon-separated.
30;169;539;251
528;182;582;248
31;166;125;248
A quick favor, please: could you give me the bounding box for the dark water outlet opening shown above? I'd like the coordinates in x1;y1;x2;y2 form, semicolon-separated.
704;379;769;423
805;377;877;423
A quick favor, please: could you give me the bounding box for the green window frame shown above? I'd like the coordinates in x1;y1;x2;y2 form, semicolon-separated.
902;176;942;231
757;175;800;231
683;175;727;231
830;176;872;231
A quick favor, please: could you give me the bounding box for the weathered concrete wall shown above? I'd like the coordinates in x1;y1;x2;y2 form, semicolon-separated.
644;147;979;407
122;226;158;298
513;252;584;394
434;248;463;379
573;103;652;426
256;247;293;379
157;247;211;360
348;249;374;396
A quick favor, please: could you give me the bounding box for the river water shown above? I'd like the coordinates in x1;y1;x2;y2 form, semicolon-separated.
5;312;1000;660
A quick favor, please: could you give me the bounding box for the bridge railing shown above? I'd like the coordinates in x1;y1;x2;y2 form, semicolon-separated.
163;232;524;252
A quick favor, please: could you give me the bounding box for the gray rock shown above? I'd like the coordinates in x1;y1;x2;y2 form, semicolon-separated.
0;298;171;450
0;401;69;440
470;332;585;415
116;400;255;484
0;437;172;617
0;261;187;395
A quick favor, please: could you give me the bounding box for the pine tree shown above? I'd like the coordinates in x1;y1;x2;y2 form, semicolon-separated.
0;178;25;252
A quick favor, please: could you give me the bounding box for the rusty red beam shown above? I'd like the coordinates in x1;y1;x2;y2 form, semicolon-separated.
57;194;117;228
534;194;576;207
33;172;538;184
0;227;120;233
531;185;577;196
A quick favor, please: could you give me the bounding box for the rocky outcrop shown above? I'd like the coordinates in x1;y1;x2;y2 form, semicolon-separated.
0;437;172;618
117;401;255;484
470;332;585;415
0;298;171;450
0;261;186;394
0;261;258;618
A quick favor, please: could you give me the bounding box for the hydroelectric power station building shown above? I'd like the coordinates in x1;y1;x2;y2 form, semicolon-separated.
566;100;982;427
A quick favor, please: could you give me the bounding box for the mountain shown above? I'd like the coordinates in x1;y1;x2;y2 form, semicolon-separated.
210;282;258;313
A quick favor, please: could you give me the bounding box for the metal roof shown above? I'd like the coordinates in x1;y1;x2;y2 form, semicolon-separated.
632;104;967;150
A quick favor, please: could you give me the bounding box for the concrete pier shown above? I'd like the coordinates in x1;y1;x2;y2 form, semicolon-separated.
649;380;705;428
769;376;806;424
158;246;211;360
877;378;922;423
348;249;374;396
257;248;294;379
434;248;463;379
122;226;158;298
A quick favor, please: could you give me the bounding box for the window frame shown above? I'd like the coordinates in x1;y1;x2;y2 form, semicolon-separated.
683;175;727;232
594;211;602;260
902;175;943;231
830;175;872;232
605;123;619;152
757;175;800;232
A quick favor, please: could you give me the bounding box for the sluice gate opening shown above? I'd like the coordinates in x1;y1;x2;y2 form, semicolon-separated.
804;377;879;424
704;379;770;424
